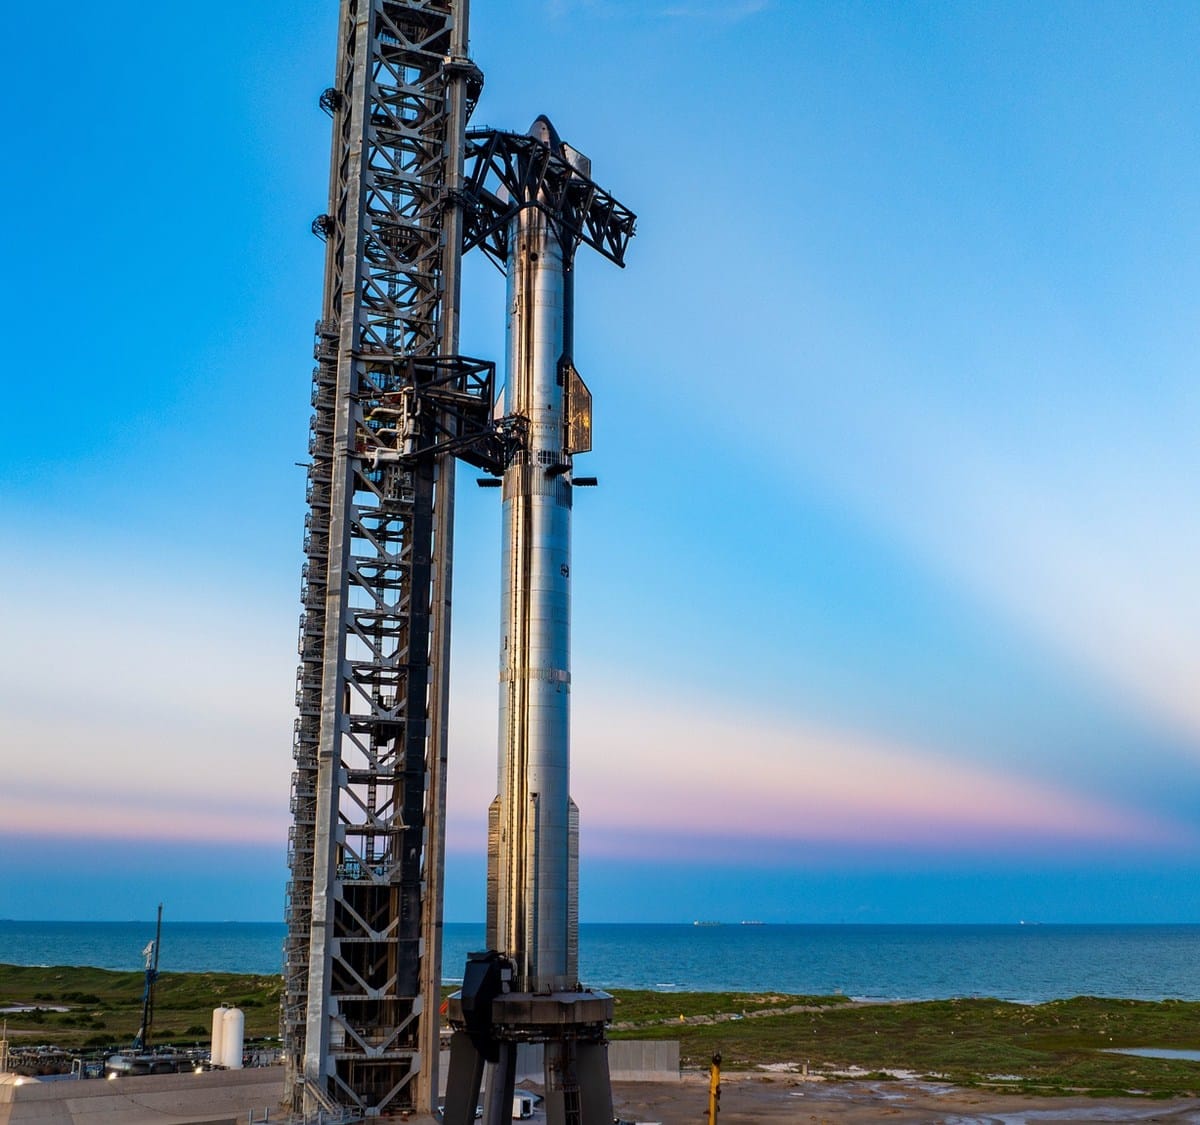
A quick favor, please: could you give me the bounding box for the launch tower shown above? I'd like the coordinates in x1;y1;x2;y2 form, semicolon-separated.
282;1;485;1118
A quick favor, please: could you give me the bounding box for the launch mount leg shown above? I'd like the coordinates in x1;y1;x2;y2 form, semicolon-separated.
482;1043;517;1125
447;988;614;1125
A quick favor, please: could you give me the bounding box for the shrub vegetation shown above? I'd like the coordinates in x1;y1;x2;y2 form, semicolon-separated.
3;965;1198;1096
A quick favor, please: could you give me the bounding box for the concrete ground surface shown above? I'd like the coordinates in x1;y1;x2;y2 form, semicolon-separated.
611;1074;1200;1124
5;1070;1200;1123
0;1069;282;1125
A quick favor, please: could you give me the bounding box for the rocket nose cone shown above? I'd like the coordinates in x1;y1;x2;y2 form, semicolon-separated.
529;115;563;151
528;115;590;176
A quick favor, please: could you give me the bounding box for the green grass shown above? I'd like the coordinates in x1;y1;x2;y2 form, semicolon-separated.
0;964;281;1049
610;995;1200;1097
4;965;1200;1097
608;989;849;1026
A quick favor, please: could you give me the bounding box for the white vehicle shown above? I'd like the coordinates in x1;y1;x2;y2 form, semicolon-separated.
512;1092;535;1119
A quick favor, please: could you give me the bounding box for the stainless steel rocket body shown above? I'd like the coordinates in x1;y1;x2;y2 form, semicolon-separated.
444;117;634;1125
490;202;578;994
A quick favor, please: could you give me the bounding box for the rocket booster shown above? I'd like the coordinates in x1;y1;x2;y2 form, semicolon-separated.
487;117;592;995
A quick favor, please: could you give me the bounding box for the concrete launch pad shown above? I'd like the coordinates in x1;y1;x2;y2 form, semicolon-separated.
0;1044;679;1125
0;1068;282;1125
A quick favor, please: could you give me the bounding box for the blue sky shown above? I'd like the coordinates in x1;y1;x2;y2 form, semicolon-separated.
2;0;1199;923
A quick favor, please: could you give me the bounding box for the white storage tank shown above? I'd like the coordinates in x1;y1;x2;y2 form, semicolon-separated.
221;1007;245;1069
210;1007;227;1068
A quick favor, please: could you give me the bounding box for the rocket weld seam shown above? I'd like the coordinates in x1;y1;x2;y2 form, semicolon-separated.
500;667;571;683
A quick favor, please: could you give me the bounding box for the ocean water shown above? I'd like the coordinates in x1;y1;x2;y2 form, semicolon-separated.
1;921;1197;1003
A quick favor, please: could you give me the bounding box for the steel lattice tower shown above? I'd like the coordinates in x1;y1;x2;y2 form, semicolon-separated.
283;1;484;1117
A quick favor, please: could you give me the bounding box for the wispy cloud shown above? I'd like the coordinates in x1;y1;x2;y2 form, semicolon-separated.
584;695;1179;848
773;383;1200;754
661;0;773;20
669;259;1200;757
444;674;1184;860
0;543;294;847
2;777;286;845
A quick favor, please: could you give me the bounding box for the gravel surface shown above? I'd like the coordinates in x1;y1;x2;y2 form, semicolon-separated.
609;1074;1200;1124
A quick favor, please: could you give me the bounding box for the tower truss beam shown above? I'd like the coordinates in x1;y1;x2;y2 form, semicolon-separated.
462;128;637;270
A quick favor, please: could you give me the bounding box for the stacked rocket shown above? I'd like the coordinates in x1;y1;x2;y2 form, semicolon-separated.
445;116;632;1125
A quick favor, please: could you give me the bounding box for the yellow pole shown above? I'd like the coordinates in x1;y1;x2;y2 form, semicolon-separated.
707;1051;721;1124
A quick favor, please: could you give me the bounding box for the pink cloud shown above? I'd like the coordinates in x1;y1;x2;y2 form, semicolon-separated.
3;789;286;846
566;697;1185;856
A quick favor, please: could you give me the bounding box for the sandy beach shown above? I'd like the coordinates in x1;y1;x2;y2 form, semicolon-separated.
611;1073;1200;1123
